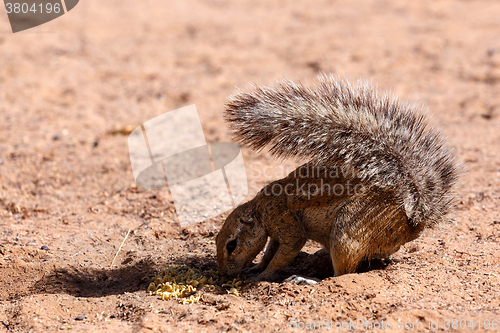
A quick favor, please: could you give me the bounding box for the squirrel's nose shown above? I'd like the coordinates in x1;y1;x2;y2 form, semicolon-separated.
216;263;228;277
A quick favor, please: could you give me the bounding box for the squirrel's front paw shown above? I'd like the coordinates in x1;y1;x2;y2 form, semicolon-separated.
248;271;280;282
243;263;264;275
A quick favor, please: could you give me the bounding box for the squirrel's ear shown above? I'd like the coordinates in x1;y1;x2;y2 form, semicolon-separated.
239;212;255;225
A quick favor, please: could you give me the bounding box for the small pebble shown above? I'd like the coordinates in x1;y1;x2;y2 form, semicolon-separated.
110;314;117;319
487;47;497;56
75;314;85;321
0;158;3;165
41;245;49;251
27;242;37;246
53;134;62;141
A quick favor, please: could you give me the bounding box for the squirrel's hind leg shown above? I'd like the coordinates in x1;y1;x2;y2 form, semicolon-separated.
329;190;417;277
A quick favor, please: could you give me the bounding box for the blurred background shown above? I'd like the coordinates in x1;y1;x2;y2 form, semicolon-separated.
1;0;498;198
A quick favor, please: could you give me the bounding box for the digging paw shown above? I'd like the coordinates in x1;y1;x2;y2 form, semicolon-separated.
242;263;264;275
248;271;280;282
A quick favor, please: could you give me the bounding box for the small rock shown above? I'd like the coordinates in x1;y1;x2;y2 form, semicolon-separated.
0;158;3;165
15;236;20;241
27;242;37;246
41;245;49;251
110;314;117;319
75;314;85;321
487;47;497;56
53;134;62;141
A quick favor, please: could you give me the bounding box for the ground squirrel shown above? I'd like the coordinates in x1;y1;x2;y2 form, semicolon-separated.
216;74;459;282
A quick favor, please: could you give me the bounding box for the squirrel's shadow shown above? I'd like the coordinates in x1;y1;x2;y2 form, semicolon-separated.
32;253;388;297
278;250;390;281
32;258;158;297
32;256;219;298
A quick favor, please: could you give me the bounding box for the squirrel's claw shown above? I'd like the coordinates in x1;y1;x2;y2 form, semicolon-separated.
242;263;263;275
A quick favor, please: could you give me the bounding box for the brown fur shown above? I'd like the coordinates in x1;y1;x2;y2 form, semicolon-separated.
216;74;459;281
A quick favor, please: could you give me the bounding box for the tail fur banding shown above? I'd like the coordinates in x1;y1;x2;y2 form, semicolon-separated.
224;74;459;228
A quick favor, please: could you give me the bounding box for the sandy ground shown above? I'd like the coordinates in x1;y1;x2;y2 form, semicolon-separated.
0;0;500;332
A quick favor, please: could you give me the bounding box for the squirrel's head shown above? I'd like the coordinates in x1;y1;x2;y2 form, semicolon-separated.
216;202;268;277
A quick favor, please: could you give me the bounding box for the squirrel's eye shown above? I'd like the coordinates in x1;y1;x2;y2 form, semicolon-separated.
226;239;237;255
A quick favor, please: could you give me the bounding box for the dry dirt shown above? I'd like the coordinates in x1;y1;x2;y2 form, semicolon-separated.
1;0;500;332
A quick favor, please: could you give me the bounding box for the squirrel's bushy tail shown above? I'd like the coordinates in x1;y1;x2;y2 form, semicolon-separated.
224;74;459;227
